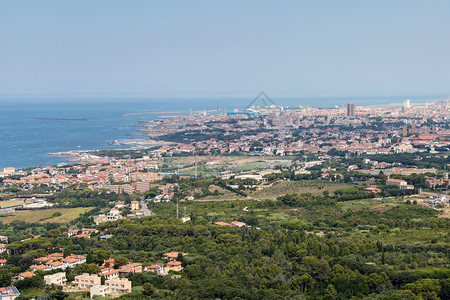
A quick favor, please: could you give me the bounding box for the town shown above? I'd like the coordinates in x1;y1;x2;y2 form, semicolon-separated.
0;99;448;299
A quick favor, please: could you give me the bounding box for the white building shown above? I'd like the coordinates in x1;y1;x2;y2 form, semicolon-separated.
90;284;110;299
44;272;67;286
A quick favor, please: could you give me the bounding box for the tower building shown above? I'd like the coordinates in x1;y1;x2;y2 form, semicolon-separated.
346;103;355;117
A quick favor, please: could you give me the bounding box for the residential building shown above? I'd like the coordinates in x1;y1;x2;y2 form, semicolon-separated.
48;253;64;260
29;265;50;272
81;228;99;235
386;178;414;190
163;252;187;260
2;168;15;175
364;187;382;194
230;221;246;227
99;268;119;280
145;263;164;275
90;284;110;299
103;259;115;267
67;229;79;237
73;273;101;290
118;263;142;277
214;222;230;226
45;261;64;270
44;272;67;286
386;179;407;188
130;201;139;211
0;286;20;300
165;261;183;273
61;255;86;268
107;208;121;221
73;233;90;238
105;278;132;295
18;272;35;280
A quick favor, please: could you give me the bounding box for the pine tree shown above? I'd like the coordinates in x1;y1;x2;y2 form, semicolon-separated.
324;284;338;300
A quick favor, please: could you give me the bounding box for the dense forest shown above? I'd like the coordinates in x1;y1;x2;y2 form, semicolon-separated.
1;197;448;299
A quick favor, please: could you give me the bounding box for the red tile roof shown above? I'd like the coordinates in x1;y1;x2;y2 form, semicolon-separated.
19;271;35;278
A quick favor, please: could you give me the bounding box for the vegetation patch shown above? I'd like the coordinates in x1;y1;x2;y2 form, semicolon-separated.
248;180;353;199
0;207;95;224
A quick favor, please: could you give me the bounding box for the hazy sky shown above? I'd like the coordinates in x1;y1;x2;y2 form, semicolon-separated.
1;1;449;97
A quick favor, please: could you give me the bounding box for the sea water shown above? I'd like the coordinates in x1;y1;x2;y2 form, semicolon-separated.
0;95;445;169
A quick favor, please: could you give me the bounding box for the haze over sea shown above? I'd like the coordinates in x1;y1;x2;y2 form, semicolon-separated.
0;94;446;169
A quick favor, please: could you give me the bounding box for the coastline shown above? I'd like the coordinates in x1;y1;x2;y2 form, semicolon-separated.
46;140;174;162
45;98;445;166
2;97;447;170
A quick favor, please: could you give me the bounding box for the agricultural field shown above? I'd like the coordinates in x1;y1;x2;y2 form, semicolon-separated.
165;155;293;165
196;185;247;201
0;207;95;224
337;198;404;212
150;199;256;222
248;180;354;199
0;198;24;208
162;155;293;177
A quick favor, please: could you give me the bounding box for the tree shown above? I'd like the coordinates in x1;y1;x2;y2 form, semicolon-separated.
402;278;441;299
366;272;389;292
74;263;100;275
50;290;68;300
113;256;128;268
301;256;330;281
183;264;203;280
36;293;52;300
324;284;338;300
15;276;45;290
290;274;315;294
142;283;156;296
0;272;12;287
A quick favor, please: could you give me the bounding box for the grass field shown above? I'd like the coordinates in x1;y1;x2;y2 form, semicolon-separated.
248;180;354;199
198;185;247;201
0;199;24;208
0;207;95;224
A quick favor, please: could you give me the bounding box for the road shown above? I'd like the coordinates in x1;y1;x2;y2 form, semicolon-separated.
140;198;152;217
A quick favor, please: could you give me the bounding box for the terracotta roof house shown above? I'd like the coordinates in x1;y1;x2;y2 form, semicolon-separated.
0;286;20;299
18;272;35;280
163;252;187;260
165;261;183;272
29;264;50;271
118;263;142;277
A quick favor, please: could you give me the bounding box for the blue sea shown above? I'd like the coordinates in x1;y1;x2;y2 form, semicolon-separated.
0;94;446;169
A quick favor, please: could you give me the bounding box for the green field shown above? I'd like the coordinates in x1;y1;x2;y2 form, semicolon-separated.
0;207;95;224
151;195;449;248
197;185;247;201
248;180;354;199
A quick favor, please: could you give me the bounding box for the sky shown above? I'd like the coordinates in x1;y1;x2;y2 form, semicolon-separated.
1;0;450;98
